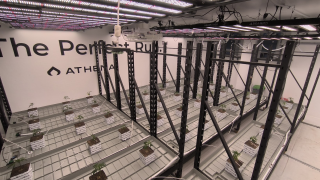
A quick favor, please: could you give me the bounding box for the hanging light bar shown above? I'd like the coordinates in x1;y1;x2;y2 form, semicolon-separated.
220;26;251;31
207;27;238;32
1;1;152;19
299;25;317;31
257;26;280;31
276;26;297;31
234;25;263;31
50;0;181;14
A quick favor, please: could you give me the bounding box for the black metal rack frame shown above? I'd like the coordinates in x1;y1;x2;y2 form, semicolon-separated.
0;39;319;180
193;41;320;180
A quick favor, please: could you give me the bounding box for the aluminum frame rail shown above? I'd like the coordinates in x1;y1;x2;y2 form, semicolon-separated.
176;41;193;178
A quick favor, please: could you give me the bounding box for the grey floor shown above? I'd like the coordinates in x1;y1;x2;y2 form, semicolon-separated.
270;118;320;180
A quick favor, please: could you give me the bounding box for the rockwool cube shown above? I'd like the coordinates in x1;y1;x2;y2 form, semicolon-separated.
10;163;33;180
225;159;243;178
74;122;86;135
194;100;201;108
243;140;259;156
28;119;40;131
87;96;94;104
27;108;38;118
105;113;114;124
216;109;228;121
65;111;75;121
139;147;155;165
30;134;45;150
87;137;102;154
229;103;240;112
173;94;181;102
92;104;101;113
118;127;131;141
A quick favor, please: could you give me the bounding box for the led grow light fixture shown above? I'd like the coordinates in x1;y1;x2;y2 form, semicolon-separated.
276;26;297;31
1;1;152;19
257;26;280;31
299;25;317;31
234;25;263;31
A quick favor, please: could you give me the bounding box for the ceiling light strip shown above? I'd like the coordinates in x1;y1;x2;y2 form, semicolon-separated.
2;1;151;19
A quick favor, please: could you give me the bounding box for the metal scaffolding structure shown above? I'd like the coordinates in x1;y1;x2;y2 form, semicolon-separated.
0;39;319;180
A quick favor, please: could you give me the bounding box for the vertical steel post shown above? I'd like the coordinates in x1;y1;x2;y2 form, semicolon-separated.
235;44;259;130
192;43;203;98
127;50;136;121
162;42;167;88
176;43;182;92
290;45;319;132
213;43;226;106
266;58;281;108
251;41;296;179
193;42;213;170
150;41;158;137
0;97;9;132
253;47;272;120
0;77;11;120
94;41;102;95
306;68;320;110
210;44;218;83
227;44;235;87
113;53;121;110
102;41;111;101
176;41;193;178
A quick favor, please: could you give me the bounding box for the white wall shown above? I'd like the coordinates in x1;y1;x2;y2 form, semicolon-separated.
0;26;188;112
235;41;320;122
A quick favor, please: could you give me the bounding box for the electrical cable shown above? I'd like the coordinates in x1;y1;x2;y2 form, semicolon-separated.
265;0;270;14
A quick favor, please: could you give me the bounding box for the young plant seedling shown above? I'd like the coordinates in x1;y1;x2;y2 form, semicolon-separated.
250;136;257;144
105;111;112;117
197;94;201;99
93;100;97;104
6;157;26;169
143;141;152;149
219;104;226;109
289;97;294;103
282;101;286;106
91;163;106;175
277;110;281;114
232;150;241;161
32;129;42;137
76;115;84;122
29;103;34;109
64;96;70;101
91;134;97;141
174;92;180;95
87;91;92;96
62;106;73;112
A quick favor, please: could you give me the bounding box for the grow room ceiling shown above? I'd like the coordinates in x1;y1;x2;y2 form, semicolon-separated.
0;0;247;31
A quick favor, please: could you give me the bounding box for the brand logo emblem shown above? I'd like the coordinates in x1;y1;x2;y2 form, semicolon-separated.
47;66;61;76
